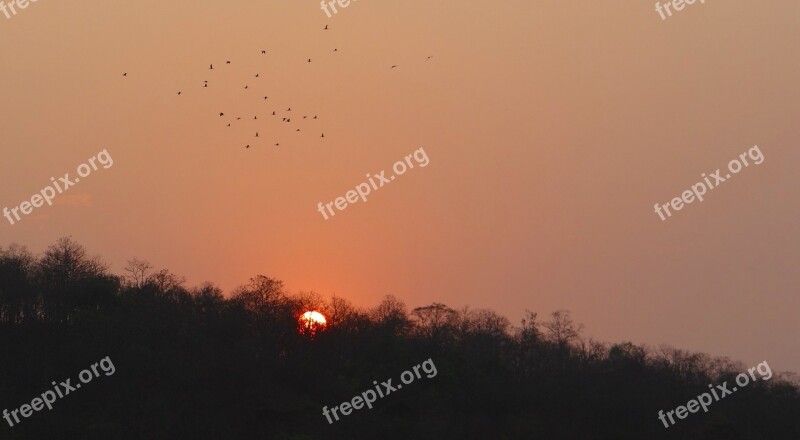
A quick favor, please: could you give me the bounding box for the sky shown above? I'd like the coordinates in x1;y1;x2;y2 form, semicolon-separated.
1;0;799;373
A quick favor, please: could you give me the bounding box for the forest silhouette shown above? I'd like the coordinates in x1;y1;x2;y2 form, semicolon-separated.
0;238;798;439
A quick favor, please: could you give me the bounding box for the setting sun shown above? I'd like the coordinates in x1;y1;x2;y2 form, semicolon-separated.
300;311;327;334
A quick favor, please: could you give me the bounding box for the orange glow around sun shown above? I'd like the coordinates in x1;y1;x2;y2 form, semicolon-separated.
299;311;327;336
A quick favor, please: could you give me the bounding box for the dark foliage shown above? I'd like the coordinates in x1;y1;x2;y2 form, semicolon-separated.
0;239;798;439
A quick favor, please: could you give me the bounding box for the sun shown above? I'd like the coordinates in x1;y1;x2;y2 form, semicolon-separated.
299;311;327;336
301;311;327;326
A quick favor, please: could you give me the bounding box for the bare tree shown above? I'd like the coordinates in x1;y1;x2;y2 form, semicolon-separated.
145;269;186;293
38;237;107;283
412;302;458;339
370;295;411;333
542;309;583;347
327;295;357;328
515;309;541;344
123;258;152;289
459;307;510;337
37;237;108;322
230;275;287;316
293;290;324;315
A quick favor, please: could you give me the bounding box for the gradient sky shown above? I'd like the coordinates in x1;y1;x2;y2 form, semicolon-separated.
1;1;798;373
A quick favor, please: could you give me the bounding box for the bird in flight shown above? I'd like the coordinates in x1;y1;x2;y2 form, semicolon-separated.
227;123;231;127
261;50;267;54
296;129;301;132
333;48;338;52
391;65;397;69
303;116;308;119
209;64;214;69
244;85;249;89
237;117;242;120
226;61;231;64
308;59;312;63
219;112;224;116
425;56;434;61
264;96;268;100
245;145;250;149
324;25;328;30
122;72;127;77
254;116;258;120
177;91;182;96
275;143;280;146
255;74;260;78
287;107;291;111
256;132;259;137
272;111;276;115
313;115;318;119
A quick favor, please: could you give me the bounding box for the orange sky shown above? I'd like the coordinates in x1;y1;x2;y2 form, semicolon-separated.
1;1;799;373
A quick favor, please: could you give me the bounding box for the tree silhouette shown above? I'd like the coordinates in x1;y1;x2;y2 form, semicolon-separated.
0;238;797;440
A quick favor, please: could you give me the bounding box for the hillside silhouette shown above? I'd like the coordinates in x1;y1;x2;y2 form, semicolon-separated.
0;238;798;439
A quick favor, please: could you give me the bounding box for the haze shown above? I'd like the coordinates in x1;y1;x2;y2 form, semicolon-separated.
1;0;798;373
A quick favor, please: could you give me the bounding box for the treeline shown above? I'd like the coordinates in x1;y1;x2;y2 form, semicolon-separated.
0;238;798;439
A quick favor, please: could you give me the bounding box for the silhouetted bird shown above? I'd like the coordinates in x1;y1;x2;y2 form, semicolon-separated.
177;92;182;96
245;145;250;149
255;74;259;78
220;113;224;116
227;124;231;127
237;117;242;120
313;115;318;119
333;48;338;52
262;50;267;54
426;56;434;61
226;61;231;64
324;25;328;30
275;143;280;146
391;65;397;69
264;96;268;100
256;132;259;137
304;116;308;119
254;116;258;120
244;85;249;89
123;73;127;76
272;112;276;115
296;129;301;132
287;107;291;111
308;59;312;63
209;64;214;69
321;133;325;138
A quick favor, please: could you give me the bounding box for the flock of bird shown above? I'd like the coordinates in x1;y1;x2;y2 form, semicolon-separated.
122;24;433;150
